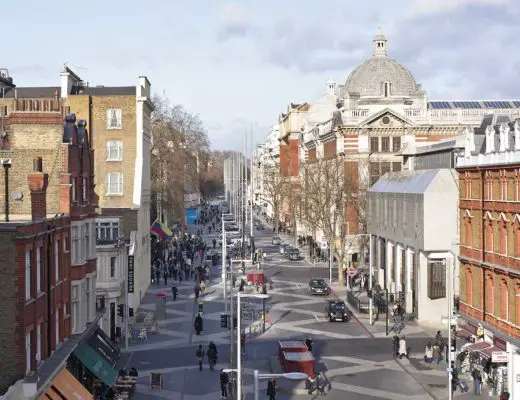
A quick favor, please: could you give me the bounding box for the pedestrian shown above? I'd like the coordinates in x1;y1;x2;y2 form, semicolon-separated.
471;368;482;395
432;343;442;365
266;377;276;400
500;391;510;400
213;238;217;249
305;336;313;352
220;369;229;398
196;345;205;371
171;285;178;301
207;343;217;370
194;313;203;335
424;342;433;364
163;270;168;286
398;336;408;359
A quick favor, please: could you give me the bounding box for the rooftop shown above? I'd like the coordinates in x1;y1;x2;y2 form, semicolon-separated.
369;169;441;194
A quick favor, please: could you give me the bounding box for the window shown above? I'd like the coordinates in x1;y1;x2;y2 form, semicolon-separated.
36;247;41;294
500;280;509;321
81;224;87;262
82;177;87;201
72;177;76;202
96;219;120;241
427;259;446;300
106;109;122;129
55;239;60;282
86;278;91;322
392;162;401;172
384;82;389;97
72;226;81;265
25;251;31;300
392;137;401;152
106;140;123;161
381;137;390;152
486;276;494;315
36;325;41;364
72;285;79;333
85;223;91;260
370;137;379;153
105;172;123;195
55;310;59;346
110;257;116;278
25;331;31;374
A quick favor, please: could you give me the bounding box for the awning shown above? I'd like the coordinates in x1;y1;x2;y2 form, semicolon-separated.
478;346;502;359
73;328;119;386
455;329;473;340
464;341;491;353
42;368;93;400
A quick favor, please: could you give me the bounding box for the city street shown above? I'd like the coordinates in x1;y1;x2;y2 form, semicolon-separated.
123;222;478;400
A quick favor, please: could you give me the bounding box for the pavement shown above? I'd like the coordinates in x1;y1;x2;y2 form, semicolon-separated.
120;216;485;400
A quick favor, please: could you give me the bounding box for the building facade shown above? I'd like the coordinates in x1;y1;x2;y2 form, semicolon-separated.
56;68;153;311
456;115;520;397
368;138;462;325
253;31;520;264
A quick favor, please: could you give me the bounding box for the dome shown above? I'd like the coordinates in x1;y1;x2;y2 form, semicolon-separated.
344;33;419;97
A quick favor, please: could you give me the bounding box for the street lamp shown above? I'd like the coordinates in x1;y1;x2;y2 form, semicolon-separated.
222;369;307;400
236;292;269;400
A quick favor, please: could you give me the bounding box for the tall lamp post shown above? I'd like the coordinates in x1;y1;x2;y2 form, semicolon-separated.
236;292;271;400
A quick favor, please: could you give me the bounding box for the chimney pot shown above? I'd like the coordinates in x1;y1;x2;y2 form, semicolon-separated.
33;157;42;172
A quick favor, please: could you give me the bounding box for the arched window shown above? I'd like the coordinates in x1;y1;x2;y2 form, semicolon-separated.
384;82;389;97
500;279;509;321
515;284;520;326
485;274;494;315
485;219;494;252
465;267;473;306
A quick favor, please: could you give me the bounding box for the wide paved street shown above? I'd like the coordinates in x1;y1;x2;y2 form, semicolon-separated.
123;222;478;400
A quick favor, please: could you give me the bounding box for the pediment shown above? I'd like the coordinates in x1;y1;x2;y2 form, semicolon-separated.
359;108;415;128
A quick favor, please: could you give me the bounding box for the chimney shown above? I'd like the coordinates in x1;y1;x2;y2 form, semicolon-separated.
27;157;48;221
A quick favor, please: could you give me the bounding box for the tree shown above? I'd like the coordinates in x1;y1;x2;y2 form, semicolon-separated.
257;155;285;233
299;156;361;285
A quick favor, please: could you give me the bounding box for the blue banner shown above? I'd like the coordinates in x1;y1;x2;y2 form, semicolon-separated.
185;208;198;224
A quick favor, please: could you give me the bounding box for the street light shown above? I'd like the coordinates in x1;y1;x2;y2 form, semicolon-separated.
237;292;269;400
221;369;307;400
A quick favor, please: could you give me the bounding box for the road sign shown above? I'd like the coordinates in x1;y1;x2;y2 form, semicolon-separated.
347;268;357;277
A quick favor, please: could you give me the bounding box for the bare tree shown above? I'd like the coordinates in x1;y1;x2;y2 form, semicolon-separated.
258;157;285;234
299;156;361;285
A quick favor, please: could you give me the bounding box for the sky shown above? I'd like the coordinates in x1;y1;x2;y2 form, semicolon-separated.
4;0;519;151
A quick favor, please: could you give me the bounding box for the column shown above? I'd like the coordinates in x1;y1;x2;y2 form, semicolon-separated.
405;248;414;314
386;240;393;290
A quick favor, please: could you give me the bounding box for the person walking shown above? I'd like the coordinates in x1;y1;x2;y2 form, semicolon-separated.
194;313;203;335
424;342;433;364
305;337;313;352
196;345;205;371
207;343;217;370
163;270;168;286
220;369;229;398
267;377;276;400
213;238;217;249
432;342;442;365
471;368;482;395
398;336;408;359
171;285;178;301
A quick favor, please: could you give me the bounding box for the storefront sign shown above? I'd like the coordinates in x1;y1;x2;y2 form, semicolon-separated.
493;337;507;351
491;351;508;363
127;255;135;293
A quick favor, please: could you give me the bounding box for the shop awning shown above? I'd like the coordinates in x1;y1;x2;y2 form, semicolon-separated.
478;346;504;359
455;329;473;340
72;328;120;386
464;341;492;352
42;368;93;400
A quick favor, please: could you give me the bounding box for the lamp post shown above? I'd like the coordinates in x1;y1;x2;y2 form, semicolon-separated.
236;293;269;400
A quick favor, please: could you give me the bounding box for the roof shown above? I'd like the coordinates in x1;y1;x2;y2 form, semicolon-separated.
369;169;440;194
2;86;60;98
429;100;520;110
402;134;465;156
71;86;136;96
1;85;136;98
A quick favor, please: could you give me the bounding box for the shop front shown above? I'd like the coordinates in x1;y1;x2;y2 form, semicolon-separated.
457;325;511;396
42;368;93;400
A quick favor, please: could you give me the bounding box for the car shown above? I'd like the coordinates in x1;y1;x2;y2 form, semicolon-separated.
279;244;291;254
308;278;329;295
257;224;265;230
325;300;351;322
272;236;282;245
288;248;300;260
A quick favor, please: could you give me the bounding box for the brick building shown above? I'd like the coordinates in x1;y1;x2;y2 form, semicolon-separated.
457;115;520;397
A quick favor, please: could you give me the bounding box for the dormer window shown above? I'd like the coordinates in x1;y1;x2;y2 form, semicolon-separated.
384;82;390;97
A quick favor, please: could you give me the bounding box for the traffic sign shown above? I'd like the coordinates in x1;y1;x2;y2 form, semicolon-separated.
347;268;357;277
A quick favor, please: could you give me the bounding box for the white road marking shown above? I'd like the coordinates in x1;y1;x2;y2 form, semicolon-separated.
314;313;319;321
296;283;300;289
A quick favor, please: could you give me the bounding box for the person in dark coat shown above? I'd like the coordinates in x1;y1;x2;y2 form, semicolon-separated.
194;314;203;335
267;378;276;400
220;369;229;397
171;285;178;301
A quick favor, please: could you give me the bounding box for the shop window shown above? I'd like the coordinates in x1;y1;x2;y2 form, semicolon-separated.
427;259;446;300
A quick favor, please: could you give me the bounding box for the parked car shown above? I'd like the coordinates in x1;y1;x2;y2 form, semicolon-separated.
257;224;265;230
325;300;351;322
308;278;330;295
272;236;282;245
288;248;300;260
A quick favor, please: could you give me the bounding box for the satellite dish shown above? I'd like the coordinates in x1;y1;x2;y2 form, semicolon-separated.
11;191;23;200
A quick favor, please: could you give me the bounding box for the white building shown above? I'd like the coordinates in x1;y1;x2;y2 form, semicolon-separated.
95;217;128;341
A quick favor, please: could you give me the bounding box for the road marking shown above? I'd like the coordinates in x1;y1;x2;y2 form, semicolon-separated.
313;313;319;321
296;283;300;289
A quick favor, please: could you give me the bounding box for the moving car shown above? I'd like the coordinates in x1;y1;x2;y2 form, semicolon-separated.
272;236;282;245
257;224;265;230
308;278;329;295
279;244;291;254
288;248;300;260
325;300;351;322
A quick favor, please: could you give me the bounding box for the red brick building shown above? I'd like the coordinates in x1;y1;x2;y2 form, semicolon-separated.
0;97;97;393
457;116;520;396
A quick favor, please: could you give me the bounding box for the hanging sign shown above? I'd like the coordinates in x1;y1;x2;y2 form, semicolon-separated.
128;255;135;293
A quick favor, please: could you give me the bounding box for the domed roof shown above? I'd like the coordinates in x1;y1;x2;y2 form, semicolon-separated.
344;33;419;97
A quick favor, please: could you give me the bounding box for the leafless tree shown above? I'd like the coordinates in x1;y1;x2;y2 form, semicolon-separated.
299;156;361;285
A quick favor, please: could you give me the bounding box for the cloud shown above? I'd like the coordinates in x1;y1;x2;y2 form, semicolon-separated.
405;0;506;18
216;3;253;42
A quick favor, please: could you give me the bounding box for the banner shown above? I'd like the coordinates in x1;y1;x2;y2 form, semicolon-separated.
128;255;135;293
